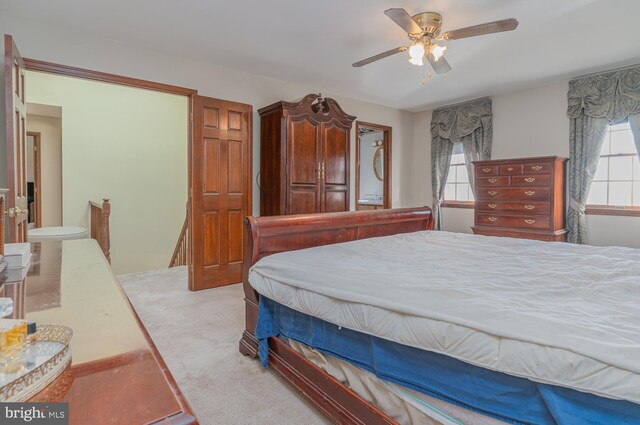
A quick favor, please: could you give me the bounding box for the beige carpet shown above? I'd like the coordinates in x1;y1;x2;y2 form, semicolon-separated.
118;267;330;425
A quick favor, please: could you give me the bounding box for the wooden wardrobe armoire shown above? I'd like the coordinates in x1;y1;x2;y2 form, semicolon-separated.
259;94;356;216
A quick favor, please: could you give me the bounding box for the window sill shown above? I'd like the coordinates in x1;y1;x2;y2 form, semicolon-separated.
441;201;475;209
585;206;640;217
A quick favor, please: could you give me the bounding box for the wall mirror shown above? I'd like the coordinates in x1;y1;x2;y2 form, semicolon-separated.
355;122;391;211
373;147;384;181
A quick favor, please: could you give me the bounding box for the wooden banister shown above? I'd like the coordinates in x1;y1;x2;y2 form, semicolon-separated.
90;199;111;263
169;207;188;268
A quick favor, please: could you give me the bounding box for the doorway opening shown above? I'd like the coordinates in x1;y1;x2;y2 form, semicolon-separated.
26;102;63;229
355;121;392;210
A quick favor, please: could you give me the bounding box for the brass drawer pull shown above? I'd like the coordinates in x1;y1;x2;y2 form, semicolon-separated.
482;167;492;173
507;167;514;171
531;165;543;171
524;205;535;210
488;191;498;195
524;190;536;196
488;178;498;183
525;177;536;183
524;219;536;225
488;203;498;209
488;217;498;222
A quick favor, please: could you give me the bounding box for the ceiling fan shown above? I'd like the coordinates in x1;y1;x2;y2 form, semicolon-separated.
353;8;519;74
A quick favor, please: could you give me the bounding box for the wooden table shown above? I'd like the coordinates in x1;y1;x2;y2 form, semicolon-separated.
0;240;198;424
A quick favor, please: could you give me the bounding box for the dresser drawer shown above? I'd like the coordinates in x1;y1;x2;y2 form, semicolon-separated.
499;164;523;175
477;213;550;230
475;165;499;176
524;163;552;174
476;187;550;201
511;175;551;187
476;176;510;187
476;201;551;215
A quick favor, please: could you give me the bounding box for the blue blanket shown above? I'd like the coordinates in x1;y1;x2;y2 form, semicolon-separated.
255;296;640;425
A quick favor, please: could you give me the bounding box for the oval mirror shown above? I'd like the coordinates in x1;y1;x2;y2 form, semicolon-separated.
373;146;384;181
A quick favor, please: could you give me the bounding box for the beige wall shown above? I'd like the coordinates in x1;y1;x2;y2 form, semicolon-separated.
412;82;640;248
27;114;63;227
0;16;416;215
26;71;189;274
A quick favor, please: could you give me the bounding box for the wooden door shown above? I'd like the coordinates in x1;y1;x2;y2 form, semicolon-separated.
321;123;350;212
287;116;322;214
190;95;252;291
4;35;28;242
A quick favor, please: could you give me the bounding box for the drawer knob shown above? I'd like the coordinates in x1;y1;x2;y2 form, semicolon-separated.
524;219;536;224
507;167;514;171
482;167;492;173
488;191;498;196
524;205;535;210
488;217;498;222
488;178;498;183
488;203;498;209
525;177;536;183
524;190;536;196
531;165;543;171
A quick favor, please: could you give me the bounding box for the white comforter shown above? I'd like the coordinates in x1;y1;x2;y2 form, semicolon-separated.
249;231;640;403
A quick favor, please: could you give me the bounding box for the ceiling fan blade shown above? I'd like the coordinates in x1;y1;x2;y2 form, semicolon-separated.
427;53;452;74
441;18;519;40
384;8;422;35
352;46;408;68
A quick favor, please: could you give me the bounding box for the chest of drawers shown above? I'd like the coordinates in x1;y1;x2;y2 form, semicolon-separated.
472;156;568;242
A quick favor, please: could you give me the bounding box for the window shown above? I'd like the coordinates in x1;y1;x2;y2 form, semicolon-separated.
443;143;474;206
587;121;640;214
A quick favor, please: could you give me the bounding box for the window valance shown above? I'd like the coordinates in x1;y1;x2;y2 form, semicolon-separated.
567;66;640;122
431;97;492;144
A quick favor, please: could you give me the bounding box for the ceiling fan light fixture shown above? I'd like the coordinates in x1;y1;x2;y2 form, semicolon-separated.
408;41;425;66
430;44;447;61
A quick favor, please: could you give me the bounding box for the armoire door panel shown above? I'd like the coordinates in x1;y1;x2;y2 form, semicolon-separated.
323;124;349;186
324;190;348;213
289;188;319;215
290;119;320;185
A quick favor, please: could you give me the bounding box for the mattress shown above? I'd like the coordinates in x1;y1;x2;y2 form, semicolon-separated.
249;230;640;403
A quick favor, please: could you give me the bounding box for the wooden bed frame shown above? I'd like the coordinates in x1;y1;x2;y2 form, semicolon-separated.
239;207;434;425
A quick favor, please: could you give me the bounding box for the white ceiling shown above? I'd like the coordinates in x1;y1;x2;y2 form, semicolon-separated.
3;0;640;112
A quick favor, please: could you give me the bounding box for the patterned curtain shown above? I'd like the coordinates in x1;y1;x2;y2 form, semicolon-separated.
431;97;492;230
567;66;640;243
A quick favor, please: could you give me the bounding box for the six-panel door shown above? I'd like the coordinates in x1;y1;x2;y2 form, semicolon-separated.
191;96;252;290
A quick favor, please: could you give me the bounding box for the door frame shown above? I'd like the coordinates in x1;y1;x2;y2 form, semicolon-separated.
21;57;198;281
354;121;392;210
26;131;41;227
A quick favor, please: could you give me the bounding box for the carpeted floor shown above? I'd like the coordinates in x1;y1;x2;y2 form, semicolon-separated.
118;267;330;425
